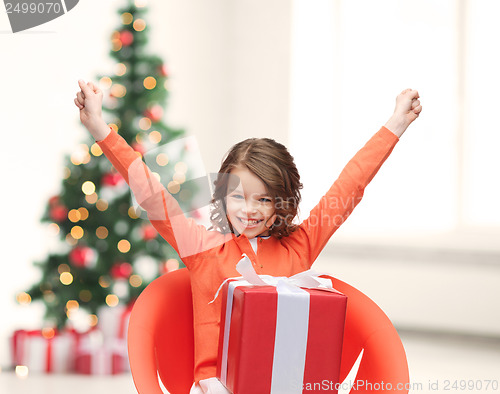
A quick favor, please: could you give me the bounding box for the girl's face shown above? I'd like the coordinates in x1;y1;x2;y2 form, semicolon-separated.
225;166;277;239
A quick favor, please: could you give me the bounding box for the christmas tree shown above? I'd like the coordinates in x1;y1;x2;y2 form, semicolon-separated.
20;0;192;329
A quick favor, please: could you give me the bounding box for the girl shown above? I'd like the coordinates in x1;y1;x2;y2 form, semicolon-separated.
74;80;421;393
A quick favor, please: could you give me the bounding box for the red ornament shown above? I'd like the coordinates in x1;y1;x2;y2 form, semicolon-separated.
111;262;133;279
141;224;157;241
50;205;68;222
158;64;169;77
49;195;60;206
102;172;125;187
69;246;95;268
144;105;163;122
119;30;134;46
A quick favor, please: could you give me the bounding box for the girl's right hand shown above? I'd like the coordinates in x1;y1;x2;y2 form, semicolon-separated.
74;80;109;140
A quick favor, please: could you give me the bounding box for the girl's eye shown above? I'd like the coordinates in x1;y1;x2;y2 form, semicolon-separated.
260;197;272;203
231;194;244;199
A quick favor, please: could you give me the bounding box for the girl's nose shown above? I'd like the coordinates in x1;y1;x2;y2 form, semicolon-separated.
241;200;257;214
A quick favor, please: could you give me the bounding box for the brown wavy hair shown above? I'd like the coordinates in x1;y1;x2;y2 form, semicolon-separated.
209;138;302;239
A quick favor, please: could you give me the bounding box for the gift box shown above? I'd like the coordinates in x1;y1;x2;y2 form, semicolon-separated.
74;329;127;375
74;304;132;374
10;329;78;373
216;256;347;394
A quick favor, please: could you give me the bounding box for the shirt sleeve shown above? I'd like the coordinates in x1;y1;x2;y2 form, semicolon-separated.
299;126;399;263
97;129;227;265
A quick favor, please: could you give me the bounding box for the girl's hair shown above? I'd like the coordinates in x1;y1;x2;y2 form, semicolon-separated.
209;138;303;239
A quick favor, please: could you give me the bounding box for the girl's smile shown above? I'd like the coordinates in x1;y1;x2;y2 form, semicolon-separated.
225;166;276;238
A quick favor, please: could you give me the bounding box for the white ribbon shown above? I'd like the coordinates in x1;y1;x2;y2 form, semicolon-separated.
216;254;336;393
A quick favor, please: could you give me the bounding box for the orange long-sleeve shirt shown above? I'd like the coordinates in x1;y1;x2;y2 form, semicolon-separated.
97;126;399;383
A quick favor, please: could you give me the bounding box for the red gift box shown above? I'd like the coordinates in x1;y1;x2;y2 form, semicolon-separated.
10;329;78;373
216;256;347;394
74;330;127;375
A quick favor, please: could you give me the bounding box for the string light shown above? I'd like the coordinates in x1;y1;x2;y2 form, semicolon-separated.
68;209;81;223
117;239;131;253
57;264;70;274
149;130;162;144
143;76;156;90
173;172;186;184
128;206;140;219
129;274;143;287
90;143;103;156
60;272;73;285
156;153;168;166
85;192;98;204
63;167;71;179
48;223;60;235
42;327;55;339
105;294;119;307
89;314;98;327
96;199;109;211
99;276;111;288
66;300;79;311
16;292;31;305
70;226;84;239
99;76;112;89
134;0;147;8
133;18;146;31
96;226;109;239
111;84;127;98
78;207;89;220
79;289;92;302
175;162;188;173
116;63;127;76
167;181;181;194
139;117;152;130
121;12;133;25
82;181;95;195
109;123;119;132
165;258;179;272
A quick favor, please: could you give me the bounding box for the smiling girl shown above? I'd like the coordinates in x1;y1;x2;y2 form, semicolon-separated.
74;80;421;393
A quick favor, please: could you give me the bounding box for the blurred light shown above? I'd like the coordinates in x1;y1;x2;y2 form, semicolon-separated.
173;172;186;184
166;258;179;272
139;117;152;130
118;239;131;253
43;290;56;303
79;289;92;302
96;199;109;211
105;294;119;307
71;226;84;239
90;143;103;157
99;77;112;90
129;274;143;287
66;300;79;311
85;192;98;204
78;207;89;220
57;264;70;274
109;123;119;132
99;276;111;288
175;161;188;174
111;84;127;98
133;18;146;31
167;181;181;194
128;206;140;219
60;272;73;285
88;314;98;327
16;292;31;305
65;234;78;246
135;0;147;8
48;223;60;235
111;39;122;52
63;167;71;179
143;76;156;90
116;63;127;76
68;209;81;223
42;327;55;339
149;130;162;144
96;226;109;239
82;181;96;195
156;153;169;166
15;365;29;379
152;172;161;182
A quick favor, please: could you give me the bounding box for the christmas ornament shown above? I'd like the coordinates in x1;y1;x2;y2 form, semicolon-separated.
111;262;133;279
119;30;134;46
69;246;96;268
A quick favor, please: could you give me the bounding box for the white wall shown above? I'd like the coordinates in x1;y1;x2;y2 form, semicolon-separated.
0;0;292;367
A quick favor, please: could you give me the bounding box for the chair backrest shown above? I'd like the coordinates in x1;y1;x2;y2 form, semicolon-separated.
128;268;409;394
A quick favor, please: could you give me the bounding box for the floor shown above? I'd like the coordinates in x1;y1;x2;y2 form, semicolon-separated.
1;331;499;393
